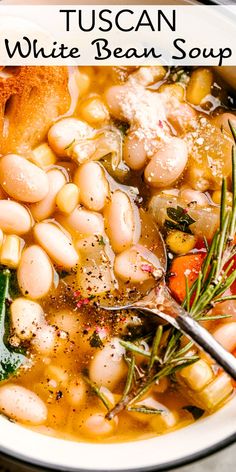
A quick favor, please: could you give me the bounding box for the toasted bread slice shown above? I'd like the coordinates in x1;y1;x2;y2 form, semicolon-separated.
0;66;70;155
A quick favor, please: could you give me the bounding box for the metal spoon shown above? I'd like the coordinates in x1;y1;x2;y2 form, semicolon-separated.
101;225;236;380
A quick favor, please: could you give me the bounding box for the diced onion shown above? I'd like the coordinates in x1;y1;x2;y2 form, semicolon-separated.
72;127;123;169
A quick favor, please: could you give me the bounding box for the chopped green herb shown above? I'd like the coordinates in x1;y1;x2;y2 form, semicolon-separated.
0;270;26;381
165;206;196;234
97;235;106;246
58;269;70;279
127;406;163;415
183;405;205;420
114;121;130;136
89;330;104;349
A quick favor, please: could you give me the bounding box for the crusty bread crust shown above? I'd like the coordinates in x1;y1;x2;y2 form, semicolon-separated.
0;66;70;155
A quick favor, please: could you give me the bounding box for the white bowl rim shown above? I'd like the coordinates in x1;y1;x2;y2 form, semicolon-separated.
0;396;236;472
2;432;236;472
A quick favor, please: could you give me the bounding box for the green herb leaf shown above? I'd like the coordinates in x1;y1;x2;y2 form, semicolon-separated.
114;121;130;136
0;270;26;381
165;206;195;234
97;235;106;246
89;331;104;349
58;269;70;279
183;405;205;420
127;405;163;415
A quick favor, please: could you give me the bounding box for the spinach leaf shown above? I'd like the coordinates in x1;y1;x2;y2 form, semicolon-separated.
0;269;26;381
183;405;205;420
165;206;195;234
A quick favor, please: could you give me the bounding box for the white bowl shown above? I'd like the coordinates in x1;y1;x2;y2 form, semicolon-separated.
0;396;236;471
0;1;235;470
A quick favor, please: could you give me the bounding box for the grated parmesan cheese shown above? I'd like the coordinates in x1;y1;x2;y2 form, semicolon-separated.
117;77;170;157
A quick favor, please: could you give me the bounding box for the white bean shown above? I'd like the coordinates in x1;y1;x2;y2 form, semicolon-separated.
0;385;47;425
32;325;56;355
104;85;127;120
144;137;188;188
114;247;153;283
59;206;104;236
34;222;79;269
166;102;197;133
89;337;126;390
11;298;45;340
129;395;177;430
179;188;209;207
48;118;93;157
30;168;66;221
0;200;32;235
67;378;86;407
123;131;147;170
74;162;109;212
0;154;49;203
17;245;53;299
213;322;236;352
104;190;137;253
83;412;117;438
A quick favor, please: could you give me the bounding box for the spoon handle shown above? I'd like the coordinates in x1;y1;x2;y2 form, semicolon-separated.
176;311;236;380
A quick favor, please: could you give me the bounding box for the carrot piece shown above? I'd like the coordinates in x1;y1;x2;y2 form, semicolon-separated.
168;252;206;303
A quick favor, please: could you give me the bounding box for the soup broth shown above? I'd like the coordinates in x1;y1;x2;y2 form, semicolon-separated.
0;65;235;442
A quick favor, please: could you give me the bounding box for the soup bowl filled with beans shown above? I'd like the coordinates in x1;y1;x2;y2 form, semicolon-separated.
0;65;236;471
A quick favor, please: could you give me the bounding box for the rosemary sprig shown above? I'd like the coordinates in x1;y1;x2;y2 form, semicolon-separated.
129;357;198;407
106;332;199;420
